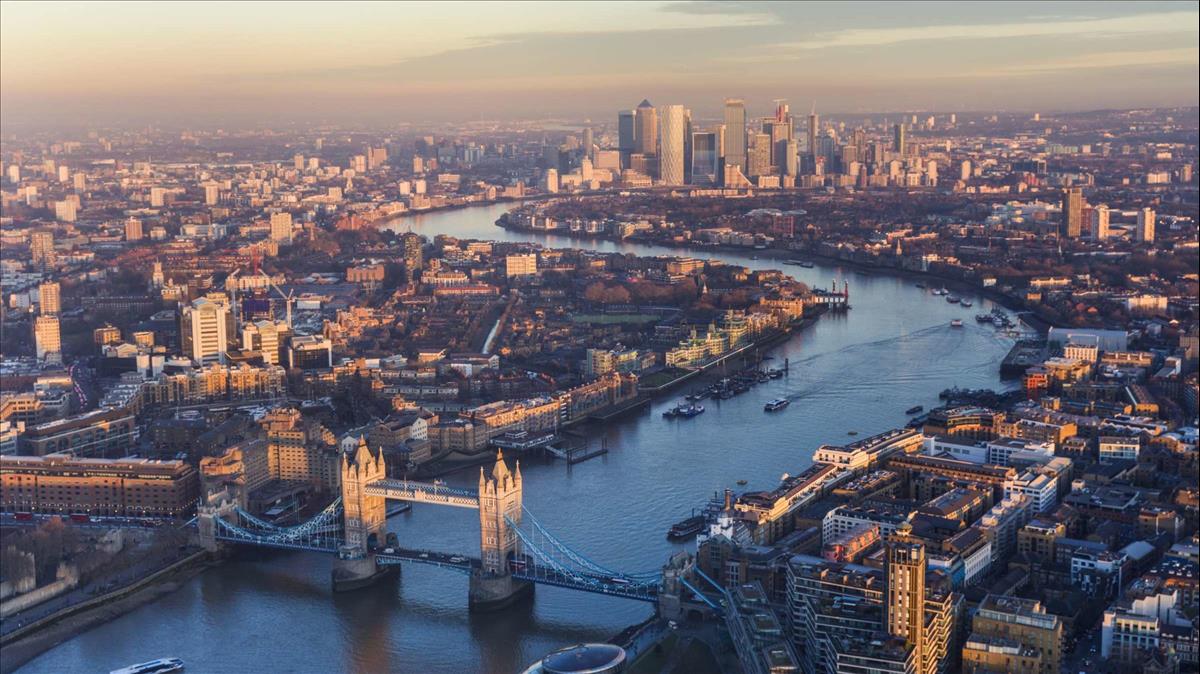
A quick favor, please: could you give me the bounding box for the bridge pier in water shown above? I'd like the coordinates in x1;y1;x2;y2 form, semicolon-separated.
204;440;653;604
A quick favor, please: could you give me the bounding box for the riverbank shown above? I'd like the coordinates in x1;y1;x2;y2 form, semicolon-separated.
0;550;211;674
496;219;1041;334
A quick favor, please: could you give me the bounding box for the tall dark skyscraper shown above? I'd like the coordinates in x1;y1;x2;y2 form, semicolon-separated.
618;110;635;152
807;106;819;158
1061;186;1083;238
634;99;657;156
893;122;906;155
690;131;719;185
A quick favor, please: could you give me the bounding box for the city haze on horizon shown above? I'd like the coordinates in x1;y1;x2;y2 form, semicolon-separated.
2;0;1199;130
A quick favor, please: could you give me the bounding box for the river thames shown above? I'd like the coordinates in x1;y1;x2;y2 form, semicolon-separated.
22;203;1018;674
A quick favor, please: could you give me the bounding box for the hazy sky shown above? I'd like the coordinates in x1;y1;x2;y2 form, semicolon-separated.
2;1;1198;128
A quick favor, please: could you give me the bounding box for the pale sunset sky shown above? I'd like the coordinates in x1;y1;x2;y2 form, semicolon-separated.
1;1;1197;127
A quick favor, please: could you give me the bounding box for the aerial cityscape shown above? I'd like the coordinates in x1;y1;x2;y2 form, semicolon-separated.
0;2;1198;674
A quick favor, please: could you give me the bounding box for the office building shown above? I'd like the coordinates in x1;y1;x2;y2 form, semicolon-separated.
34;315;62;364
0;453;197;518
242;320;287;365
658;104;687;185
783;139;798;176
542;168;558;193
807;108;819;158
724;98;747;173
288;335;333;370
967;595;1062;674
39;281;61;315
747;132;772;178
634;99;657;157
1060;187;1083;238
617;109;636;164
690;131;720;186
1102;587;1195;667
181;296;231;365
968;599;1060;673
893;123;906;155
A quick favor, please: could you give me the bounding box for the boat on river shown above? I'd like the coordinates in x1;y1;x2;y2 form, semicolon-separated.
764;398;790;412
667;514;706;540
664;404;705;419
110;659;185;674
905;405;924;415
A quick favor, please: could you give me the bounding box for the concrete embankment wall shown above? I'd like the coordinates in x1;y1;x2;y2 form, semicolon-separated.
0;550;208;647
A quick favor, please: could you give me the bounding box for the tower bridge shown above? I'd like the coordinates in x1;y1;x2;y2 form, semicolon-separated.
197;440;662;609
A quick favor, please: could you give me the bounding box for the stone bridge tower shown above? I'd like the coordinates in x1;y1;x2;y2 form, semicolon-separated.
470;450;532;610
332;438;390;591
478;449;522;574
341;438;387;553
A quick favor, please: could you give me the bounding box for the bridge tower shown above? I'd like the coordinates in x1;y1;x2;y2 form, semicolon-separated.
196;494;238;552
470;450;533;610
332;438;390;591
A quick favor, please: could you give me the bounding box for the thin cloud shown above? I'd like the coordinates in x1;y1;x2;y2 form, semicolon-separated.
979;47;1200;75
771;10;1198;51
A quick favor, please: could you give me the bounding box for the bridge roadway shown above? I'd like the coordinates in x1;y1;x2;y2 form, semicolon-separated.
209;527;658;601
363;479;480;509
374;548;479;572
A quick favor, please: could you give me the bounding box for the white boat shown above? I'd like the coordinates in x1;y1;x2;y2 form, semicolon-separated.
950;319;964;328
764;398;790;412
110;658;185;674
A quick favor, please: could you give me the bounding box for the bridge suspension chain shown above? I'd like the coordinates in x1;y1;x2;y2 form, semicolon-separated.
515;509;661;581
233;497;343;536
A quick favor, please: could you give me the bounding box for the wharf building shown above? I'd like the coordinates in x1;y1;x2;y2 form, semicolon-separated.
263;407;341;493
18;408;137;457
1;454;198;518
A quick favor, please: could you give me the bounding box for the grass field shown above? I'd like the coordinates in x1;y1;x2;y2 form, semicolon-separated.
570;313;659;325
637;368;691;389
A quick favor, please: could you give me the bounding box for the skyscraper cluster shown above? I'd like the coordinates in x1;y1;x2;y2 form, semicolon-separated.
608;98;934;190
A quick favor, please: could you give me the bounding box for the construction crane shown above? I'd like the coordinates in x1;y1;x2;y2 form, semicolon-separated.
267;277;295;329
226;269;242;328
